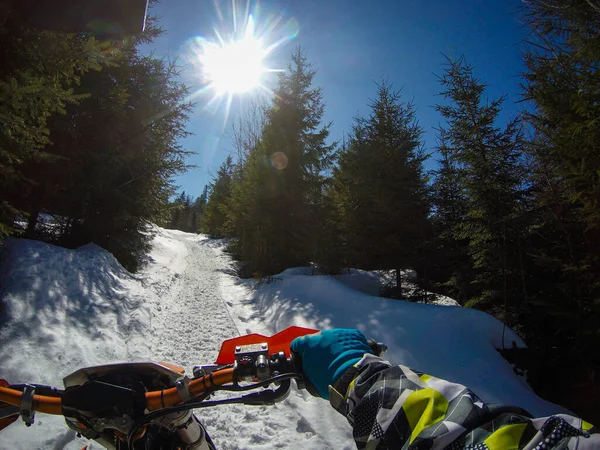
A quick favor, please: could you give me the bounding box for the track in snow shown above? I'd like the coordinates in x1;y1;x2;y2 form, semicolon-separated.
145;230;239;368
143;229;348;450
0;228;352;449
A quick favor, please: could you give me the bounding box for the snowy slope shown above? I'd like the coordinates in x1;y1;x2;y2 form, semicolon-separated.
0;228;566;449
219;264;565;417
0;238;153;448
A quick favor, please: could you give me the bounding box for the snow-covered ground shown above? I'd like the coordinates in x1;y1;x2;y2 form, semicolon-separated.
0;228;566;449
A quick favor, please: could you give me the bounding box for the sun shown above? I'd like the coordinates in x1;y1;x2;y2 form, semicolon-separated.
182;6;299;120
198;16;266;95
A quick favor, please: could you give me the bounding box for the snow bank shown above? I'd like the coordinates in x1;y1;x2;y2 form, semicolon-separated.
0;238;152;382
219;264;566;418
333;268;460;306
0;238;151;448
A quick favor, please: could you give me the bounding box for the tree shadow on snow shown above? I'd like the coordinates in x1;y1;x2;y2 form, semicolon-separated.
0;239;144;367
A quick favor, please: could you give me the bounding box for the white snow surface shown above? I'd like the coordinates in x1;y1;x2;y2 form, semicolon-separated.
0;228;566;449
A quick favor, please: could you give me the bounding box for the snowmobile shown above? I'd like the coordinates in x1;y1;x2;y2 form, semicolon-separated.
0;327;386;450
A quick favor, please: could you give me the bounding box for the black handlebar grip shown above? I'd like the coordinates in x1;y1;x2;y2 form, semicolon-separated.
289;350;321;396
289;350;304;386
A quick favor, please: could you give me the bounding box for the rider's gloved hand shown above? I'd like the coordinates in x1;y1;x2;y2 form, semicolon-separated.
291;328;374;399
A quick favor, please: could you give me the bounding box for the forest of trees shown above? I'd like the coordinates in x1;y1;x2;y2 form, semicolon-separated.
198;0;600;420
0;6;191;271
166;187;209;233
1;0;599;422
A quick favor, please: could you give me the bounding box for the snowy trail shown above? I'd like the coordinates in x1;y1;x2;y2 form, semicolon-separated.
1;227;564;449
143;230;239;368
142;229;350;450
0;229;351;449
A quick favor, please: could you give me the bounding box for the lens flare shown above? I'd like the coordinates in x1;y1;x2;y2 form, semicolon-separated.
183;2;299;103
270;151;288;170
181;0;299;137
199;16;266;95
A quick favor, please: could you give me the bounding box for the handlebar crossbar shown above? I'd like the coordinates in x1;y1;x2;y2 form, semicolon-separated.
0;368;237;417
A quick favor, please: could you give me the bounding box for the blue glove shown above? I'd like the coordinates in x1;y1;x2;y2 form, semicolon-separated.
291;328;374;399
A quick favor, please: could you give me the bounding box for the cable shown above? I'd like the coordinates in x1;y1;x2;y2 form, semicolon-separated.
127;373;302;449
215;373;302;391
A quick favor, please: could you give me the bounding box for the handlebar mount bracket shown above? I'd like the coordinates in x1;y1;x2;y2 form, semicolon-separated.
19;384;36;427
175;376;192;402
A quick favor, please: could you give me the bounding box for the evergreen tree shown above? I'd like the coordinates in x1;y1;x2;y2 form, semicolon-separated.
165;186;210;233
0;18;106;236
11;17;192;270
170;192;191;230
522;0;600;230
195;186;209;213
519;0;600;377
185;186;209;233
201;157;236;237
333;81;431;296
433;56;527;312
314;165;346;275
429;143;472;302
228;49;334;276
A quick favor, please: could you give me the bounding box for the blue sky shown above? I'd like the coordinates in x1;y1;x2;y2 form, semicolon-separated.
143;0;527;199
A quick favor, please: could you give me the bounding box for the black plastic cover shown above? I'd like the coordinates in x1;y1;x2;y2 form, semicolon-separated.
62;381;145;418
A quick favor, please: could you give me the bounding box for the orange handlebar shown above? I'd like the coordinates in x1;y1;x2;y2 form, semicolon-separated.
0;386;62;415
145;368;235;410
0;368;236;416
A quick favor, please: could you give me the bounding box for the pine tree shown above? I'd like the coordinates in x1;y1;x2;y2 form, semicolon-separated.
333;81;431;296
228;49;334;276
169;192;190;230
183;185;209;233
195;186;209;213
0;19;106;236
519;0;600;373
13;18;193;270
201;157;236;237
434;56;526;312
430;142;472;302
522;0;600;230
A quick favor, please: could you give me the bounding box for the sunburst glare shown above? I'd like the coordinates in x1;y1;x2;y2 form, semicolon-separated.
183;0;299;122
200;16;265;95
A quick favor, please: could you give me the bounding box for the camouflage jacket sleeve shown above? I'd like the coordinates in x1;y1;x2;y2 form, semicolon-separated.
328;354;599;450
